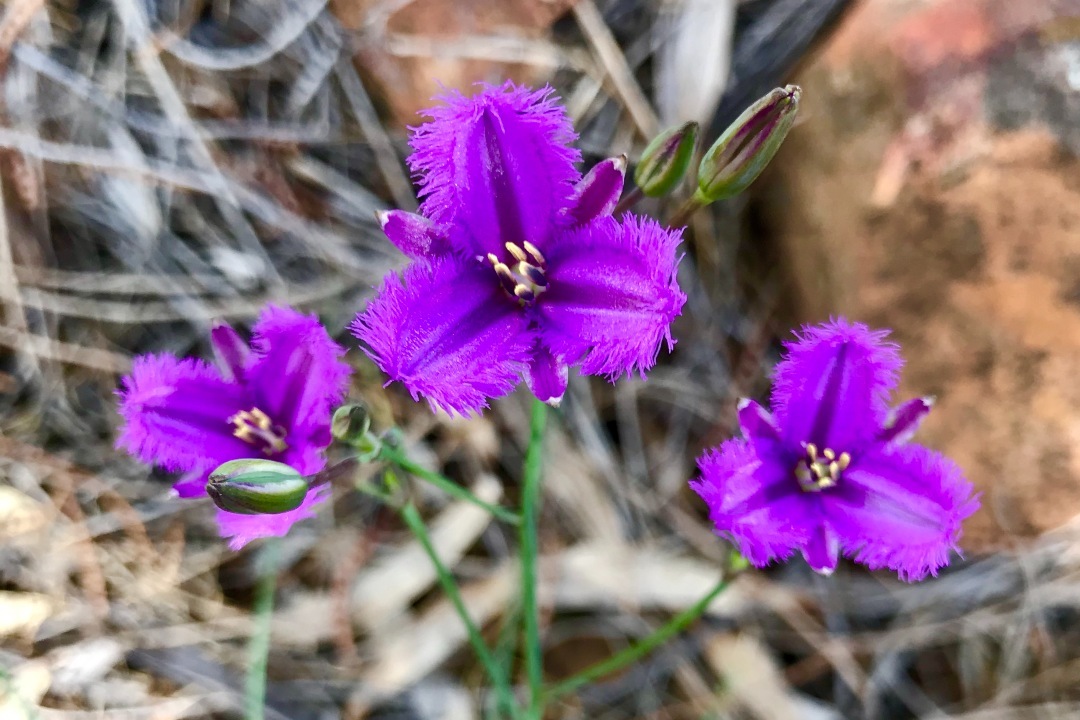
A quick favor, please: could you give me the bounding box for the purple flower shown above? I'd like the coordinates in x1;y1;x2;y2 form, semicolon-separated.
352;82;686;415
691;318;979;581
117;305;350;550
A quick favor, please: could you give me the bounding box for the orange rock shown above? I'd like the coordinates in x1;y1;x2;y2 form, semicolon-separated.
758;0;1080;552
333;0;577;126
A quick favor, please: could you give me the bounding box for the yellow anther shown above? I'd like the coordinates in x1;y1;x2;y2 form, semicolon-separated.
796;444;850;493
522;241;545;264
230;407;288;455
505;242;528;262
487;253;500;265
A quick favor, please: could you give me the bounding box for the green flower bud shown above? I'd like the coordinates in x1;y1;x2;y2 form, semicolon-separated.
696;85;801;203
205;459;308;515
331;403;371;445
634;121;699;197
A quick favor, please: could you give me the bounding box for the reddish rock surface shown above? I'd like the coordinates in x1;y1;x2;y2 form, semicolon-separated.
333;0;577;125
760;0;1080;552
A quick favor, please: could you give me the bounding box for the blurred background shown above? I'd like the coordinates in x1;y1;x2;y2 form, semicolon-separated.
2;0;1080;717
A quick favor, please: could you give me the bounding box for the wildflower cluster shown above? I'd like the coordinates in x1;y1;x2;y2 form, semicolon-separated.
115;83;979;583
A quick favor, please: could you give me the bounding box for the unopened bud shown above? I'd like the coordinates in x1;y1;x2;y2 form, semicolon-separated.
696;85;801;203
331;403;371;445
634;121;699;197
206;459;308;515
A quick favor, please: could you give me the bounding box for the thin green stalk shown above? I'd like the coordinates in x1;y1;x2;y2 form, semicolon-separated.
246;538;280;720
541;578;728;703
380;444;521;526
612;185;644;215
520;399;549;719
668;193;706;227
399;502;518;718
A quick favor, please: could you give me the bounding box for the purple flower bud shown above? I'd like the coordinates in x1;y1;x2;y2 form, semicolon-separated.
206;459;308;515
696;85;801;203
634;121;699;197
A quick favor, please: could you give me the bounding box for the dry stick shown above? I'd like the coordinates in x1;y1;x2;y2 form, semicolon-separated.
573;0;659;140
108;0;281;283
334;58;417;212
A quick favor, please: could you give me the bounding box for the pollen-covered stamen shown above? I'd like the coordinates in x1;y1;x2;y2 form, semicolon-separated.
489;243;549;304
230;407;289;455
795;442;851;492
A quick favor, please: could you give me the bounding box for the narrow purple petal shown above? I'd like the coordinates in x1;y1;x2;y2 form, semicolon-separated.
378;210;451;259
211;323;249;382
172;470;207;499
691;440;815;567
245;305;350;475
563;156;626;226
825;444;979;582
771;318;902;452
526;342;569;406
539;216;685;379
878;397;935;446
408;82;581;257
737;398;780;441
217;484;331;551
116;354;253;474
802;524;840;576
352;257;535;416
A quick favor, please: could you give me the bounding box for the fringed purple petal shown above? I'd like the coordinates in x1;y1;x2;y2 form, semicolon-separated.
691;440;816;568
771;318;902;452
378;210;451;259
408;82;581;257
245;305;350;475
525;342;569;406
563;156;626;226
116;354;253;474
217;484;331;551
352;257;534;416
826;444;979;582
210;323;249;381
539;216;685;380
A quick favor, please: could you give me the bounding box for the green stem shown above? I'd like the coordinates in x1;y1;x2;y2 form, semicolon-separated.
520;399;549;718
541;578;728;703
668;192;706;227
399;502;518;718
380;444;521;526
612;185;644;215
245;539;280;720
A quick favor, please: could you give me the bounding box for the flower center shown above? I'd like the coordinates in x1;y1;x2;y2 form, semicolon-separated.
795;443;850;492
230;407;289;455
488;241;548;305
